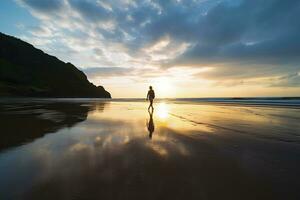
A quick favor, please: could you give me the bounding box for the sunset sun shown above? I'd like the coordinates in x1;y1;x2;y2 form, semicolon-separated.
152;77;174;98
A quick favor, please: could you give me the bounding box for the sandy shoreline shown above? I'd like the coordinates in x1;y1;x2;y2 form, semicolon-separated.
0;100;299;200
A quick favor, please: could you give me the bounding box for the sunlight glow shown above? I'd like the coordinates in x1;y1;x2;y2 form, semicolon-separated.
156;102;169;119
152;77;174;97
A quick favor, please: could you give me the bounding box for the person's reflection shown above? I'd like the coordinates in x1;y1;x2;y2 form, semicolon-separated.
147;109;155;139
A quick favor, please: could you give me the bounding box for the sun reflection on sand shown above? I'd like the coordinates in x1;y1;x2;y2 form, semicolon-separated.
1;101;300;199
156;102;169;119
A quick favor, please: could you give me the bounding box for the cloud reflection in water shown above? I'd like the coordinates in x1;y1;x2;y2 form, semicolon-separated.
0;101;300;200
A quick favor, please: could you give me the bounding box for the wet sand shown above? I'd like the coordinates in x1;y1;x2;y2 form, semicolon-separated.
0;100;299;200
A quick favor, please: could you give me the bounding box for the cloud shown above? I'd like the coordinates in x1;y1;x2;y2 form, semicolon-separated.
169;0;300;66
83;67;134;78
270;73;300;87
69;0;112;23
15;0;300;88
18;0;63;12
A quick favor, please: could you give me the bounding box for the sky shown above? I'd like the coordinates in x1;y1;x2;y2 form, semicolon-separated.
0;0;300;98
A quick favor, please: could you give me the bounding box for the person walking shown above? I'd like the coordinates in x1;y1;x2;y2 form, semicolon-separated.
147;86;155;110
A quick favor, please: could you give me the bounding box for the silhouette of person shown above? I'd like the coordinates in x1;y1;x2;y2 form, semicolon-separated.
147;86;155;111
147;109;155;139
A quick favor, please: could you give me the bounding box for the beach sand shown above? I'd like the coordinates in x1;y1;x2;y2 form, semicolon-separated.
0;100;299;200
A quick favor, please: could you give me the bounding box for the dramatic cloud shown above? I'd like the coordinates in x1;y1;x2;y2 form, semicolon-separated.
14;0;300;96
271;72;300;87
83;67;134;78
174;1;300;64
19;0;63;12
69;0;112;23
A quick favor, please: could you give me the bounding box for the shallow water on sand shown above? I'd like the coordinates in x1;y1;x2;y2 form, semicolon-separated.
0;100;299;200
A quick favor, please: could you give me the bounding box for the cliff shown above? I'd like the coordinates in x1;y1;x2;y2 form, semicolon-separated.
0;32;111;98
